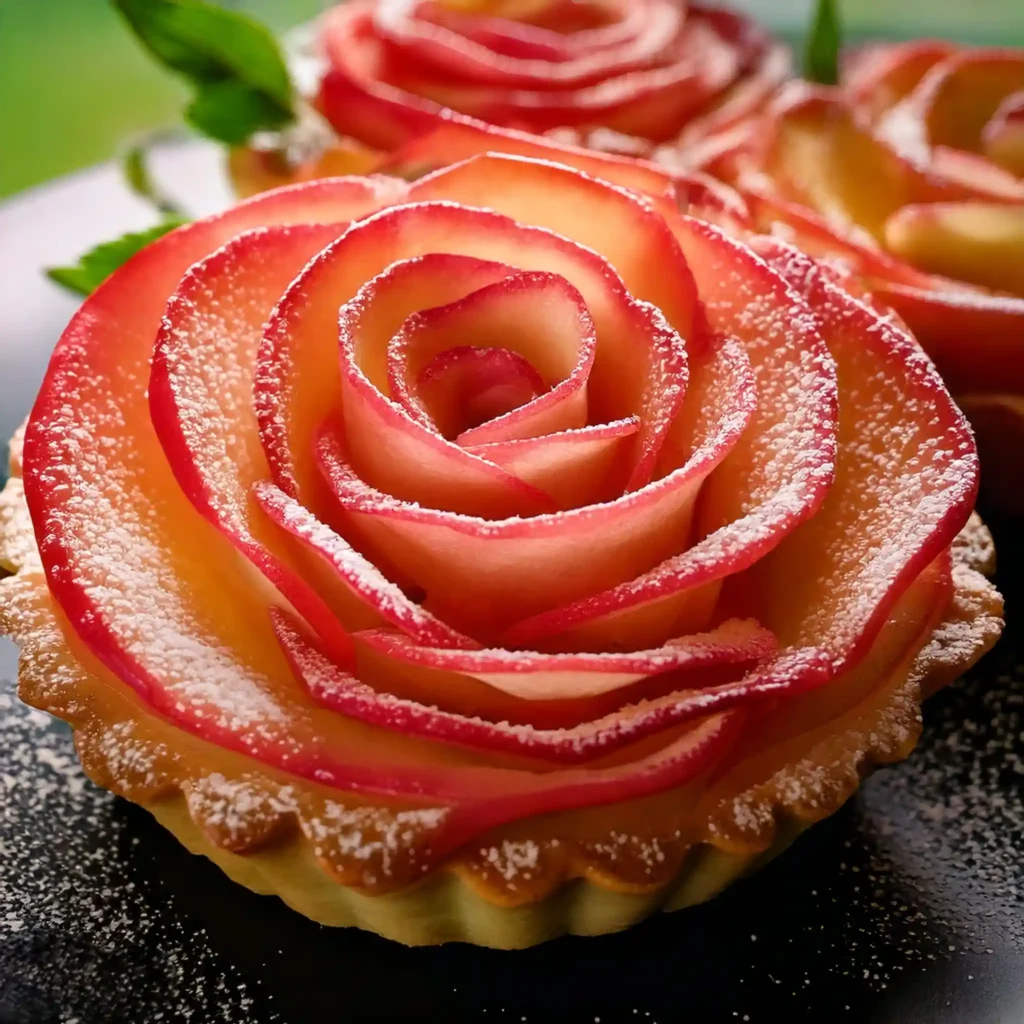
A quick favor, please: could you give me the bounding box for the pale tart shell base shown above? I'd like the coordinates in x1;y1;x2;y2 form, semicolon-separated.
150;797;806;947
0;433;1004;948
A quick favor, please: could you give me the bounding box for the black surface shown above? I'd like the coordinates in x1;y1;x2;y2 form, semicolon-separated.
0;158;1022;1024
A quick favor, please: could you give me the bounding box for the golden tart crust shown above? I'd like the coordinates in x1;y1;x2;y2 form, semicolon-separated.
0;443;1003;946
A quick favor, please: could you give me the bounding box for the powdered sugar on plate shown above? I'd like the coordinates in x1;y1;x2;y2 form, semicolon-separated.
0;688;278;1024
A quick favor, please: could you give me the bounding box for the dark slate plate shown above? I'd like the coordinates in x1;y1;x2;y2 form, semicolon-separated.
1;149;1022;1024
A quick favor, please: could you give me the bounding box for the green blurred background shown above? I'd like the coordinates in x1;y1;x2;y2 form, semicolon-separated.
2;0;1023;200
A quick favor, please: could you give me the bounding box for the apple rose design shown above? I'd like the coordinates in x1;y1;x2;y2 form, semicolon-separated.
695;43;1024;507
313;0;788;156
0;134;1002;948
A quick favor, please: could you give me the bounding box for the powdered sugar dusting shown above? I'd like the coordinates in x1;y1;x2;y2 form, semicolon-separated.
306;802;449;886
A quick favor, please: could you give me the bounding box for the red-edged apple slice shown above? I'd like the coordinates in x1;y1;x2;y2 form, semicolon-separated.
276;610;809;765
507;221;838;652
319;61;450;151
421;0;659;62
253;482;474;649
318;3;448;149
871;279;1024;395
743;185;933;287
316;384;739;640
925;145;1024;201
383;113;678;197
151;224;367;657
748;238;977;670
295;706;744;864
908;50;1024;159
408;152;697;338
672;168;752;227
408;154;692;480
257;200;679;516
740;186;1024;392
383;270;595;447
354;615;777;704
464;419;640;510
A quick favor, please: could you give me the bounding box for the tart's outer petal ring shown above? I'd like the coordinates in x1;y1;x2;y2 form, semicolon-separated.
0;467;1003;946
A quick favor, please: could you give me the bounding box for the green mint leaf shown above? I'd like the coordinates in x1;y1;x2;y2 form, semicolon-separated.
122;136;186;215
46;217;189;297
804;0;841;86
186;80;291;145
112;0;295;144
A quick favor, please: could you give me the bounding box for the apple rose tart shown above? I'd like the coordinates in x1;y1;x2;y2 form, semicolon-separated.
232;0;787;192
0;139;1002;947
691;42;1024;509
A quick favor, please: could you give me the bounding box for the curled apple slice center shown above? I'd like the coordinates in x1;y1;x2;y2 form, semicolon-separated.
412;346;548;439
385;269;595;444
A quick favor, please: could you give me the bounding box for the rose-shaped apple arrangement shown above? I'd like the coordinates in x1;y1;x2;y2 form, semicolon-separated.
695;42;1024;509
0;127;1002;947
313;0;788;155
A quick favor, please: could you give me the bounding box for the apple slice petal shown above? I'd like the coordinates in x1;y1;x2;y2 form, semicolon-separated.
762;83;970;241
408;152;698;338
465;419;640;510
253;482;475;649
316;403;737;640
741;184;1024;394
255;200;610;513
983;91;1024;176
508;223;838;652
748;238;978;668
744;185;932;287
409;156;692;479
398;17;740;144
386;270;596;447
908;50;1024;161
884;201;1024;297
276;610;798;765
384;113;678;198
319;3;448;150
354;617;777;704
845;40;955;118
151;224;370;658
421;0;670;63
870;280;1024;394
